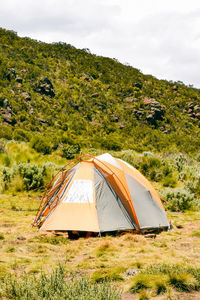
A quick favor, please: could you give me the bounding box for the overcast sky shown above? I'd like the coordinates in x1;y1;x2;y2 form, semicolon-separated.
1;0;200;88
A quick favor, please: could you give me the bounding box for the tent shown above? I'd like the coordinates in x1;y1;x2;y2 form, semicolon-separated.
34;153;169;233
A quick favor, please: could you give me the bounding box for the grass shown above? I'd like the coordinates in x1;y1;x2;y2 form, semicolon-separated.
0;191;200;298
91;266;125;282
0;143;200;298
0;265;122;299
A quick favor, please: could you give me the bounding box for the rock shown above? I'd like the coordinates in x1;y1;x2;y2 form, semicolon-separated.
176;224;184;229
17;236;26;241
0;98;9;108
21;92;31;101
110;114;119;122
132;82;142;89
89;121;100;126
82;74;91;81
2;110;12;123
36;77;55;97
91;93;99;98
118;123;125;129
125;268;139;276
124;97;135;103
186;102;200;121
134;97;165;125
5;68;16;81
145;234;156;239
16;77;23;84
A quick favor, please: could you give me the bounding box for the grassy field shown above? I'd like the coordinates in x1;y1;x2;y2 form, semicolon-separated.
0;142;200;299
0;193;200;299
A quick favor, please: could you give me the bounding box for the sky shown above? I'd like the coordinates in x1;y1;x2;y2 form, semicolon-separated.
1;0;200;88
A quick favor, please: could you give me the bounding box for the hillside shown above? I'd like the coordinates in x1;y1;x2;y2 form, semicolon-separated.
0;27;200;153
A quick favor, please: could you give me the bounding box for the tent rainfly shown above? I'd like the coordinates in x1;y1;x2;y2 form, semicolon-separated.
33;153;170;233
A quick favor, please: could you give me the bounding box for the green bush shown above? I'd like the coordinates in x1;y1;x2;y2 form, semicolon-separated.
62;144;80;159
102;136;122;151
18;163;46;190
12;129;30;142
0;126;12;140
31;136;52;155
2;168;14;190
0;140;6;153
1;161;59;192
160;188;197;211
186;179;200;197
162;176;177;187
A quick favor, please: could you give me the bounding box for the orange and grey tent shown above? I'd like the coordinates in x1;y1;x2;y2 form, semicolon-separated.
33;153;169;233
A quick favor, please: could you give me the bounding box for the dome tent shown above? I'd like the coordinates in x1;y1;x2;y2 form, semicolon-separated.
33;153;169;233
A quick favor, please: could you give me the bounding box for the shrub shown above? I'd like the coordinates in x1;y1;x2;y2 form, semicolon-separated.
162;176;177;188
2;168;14;190
1;162;57;192
31;136;52;155
102;137;122;151
139;157;162;178
186;179;200;197
0;126;12;140
0;140;6;153
160;188;196;211
18;163;46;190
62;144;80;159
12;129;30;142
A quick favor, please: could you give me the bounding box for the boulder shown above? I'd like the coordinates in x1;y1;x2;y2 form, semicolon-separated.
132;82;142;89
125;268;139;277
21;92;31;101
5;68;16;81
0;98;9;108
134;97;165;125
16;77;23;84
36;77;55;97
186;102;200;121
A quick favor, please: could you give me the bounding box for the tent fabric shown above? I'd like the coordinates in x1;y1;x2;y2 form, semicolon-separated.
94;168;136;232
125;174;169;229
35;153;170;233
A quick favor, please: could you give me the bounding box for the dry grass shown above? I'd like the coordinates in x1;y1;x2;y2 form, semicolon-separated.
0;192;200;299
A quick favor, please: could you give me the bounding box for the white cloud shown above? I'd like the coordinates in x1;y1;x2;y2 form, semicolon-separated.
1;0;200;87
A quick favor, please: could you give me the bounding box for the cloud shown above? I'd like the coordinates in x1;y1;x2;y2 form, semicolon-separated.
1;0;200;87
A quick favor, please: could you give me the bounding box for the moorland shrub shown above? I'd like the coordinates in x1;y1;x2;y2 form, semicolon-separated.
160;188;197;211
2;163;46;191
0;125;12;140
0;140;6;153
17;163;46;190
12;129;30;142
62;144;80;159
30;136;52;155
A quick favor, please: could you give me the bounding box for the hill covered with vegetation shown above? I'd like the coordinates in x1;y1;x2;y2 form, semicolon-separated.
0;27;200;154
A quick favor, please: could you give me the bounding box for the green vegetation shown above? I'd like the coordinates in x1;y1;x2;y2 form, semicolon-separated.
0;28;200;153
0;265;121;299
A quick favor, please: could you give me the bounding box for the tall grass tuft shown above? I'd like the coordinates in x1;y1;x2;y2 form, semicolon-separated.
0;265;122;299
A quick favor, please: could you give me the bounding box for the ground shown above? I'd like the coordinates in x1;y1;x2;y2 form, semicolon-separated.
0;192;200;299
